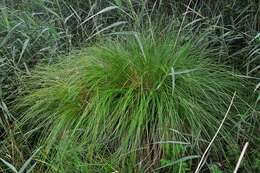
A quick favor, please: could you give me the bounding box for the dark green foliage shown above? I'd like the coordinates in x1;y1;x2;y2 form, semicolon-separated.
0;6;59;96
0;0;124;99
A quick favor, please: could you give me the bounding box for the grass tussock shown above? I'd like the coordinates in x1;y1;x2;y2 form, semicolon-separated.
16;28;247;172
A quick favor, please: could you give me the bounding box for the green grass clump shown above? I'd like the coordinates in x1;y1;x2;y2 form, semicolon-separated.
17;29;245;172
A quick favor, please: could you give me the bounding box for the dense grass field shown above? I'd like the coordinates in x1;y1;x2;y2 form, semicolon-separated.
0;0;259;172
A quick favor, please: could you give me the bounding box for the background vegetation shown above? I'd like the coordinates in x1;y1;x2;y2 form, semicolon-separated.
0;0;259;172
